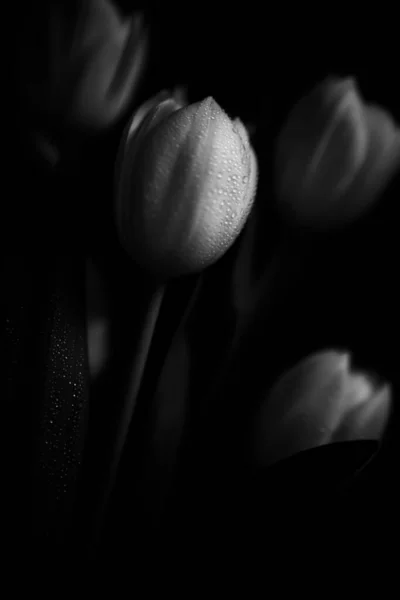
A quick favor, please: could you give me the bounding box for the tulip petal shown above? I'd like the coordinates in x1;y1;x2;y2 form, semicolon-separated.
303;81;369;196
275;75;400;229
171;86;189;107
70;12;148;128
331;385;392;443
276;77;360;203
254;350;351;466
115;93;184;255
254;349;391;468
116;93;257;277
107;13;148;100
351;103;400;212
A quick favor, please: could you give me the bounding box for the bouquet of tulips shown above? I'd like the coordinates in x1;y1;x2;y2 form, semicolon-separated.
6;0;398;578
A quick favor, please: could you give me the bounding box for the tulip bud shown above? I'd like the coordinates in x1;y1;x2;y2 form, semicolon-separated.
115;91;258;278
275;76;400;229
254;350;391;467
18;0;148;131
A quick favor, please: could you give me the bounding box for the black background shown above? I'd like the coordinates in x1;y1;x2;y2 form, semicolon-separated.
5;0;398;580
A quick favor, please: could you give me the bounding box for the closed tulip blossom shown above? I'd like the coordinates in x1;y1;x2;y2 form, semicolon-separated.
254;350;391;468
115;90;258;278
17;0;149;131
93;89;258;536
275;76;400;229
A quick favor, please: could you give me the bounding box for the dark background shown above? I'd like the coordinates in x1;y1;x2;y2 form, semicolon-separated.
10;2;400;133
128;3;399;129
5;0;398;578
9;2;399;250
111;3;399;562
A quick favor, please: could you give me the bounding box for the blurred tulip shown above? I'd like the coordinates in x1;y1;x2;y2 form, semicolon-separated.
275;76;400;229
115;89;258;278
254;350;391;467
17;0;148;131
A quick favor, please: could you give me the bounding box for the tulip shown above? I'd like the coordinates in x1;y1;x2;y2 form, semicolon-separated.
115;90;258;278
254;350;391;467
17;0;149;131
275;76;400;229
92;91;257;542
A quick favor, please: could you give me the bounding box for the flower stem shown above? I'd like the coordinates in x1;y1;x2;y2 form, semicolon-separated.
90;282;166;556
136;273;205;530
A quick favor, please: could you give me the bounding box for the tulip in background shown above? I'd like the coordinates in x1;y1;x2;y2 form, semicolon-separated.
275;76;400;229
254;350;391;467
115;89;258;278
17;0;148;131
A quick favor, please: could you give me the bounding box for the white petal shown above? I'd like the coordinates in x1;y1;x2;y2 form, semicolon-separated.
332;385;392;442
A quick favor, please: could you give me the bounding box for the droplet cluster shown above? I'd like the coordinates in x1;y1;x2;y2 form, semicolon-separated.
34;271;89;539
188;103;256;270
117;94;257;277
